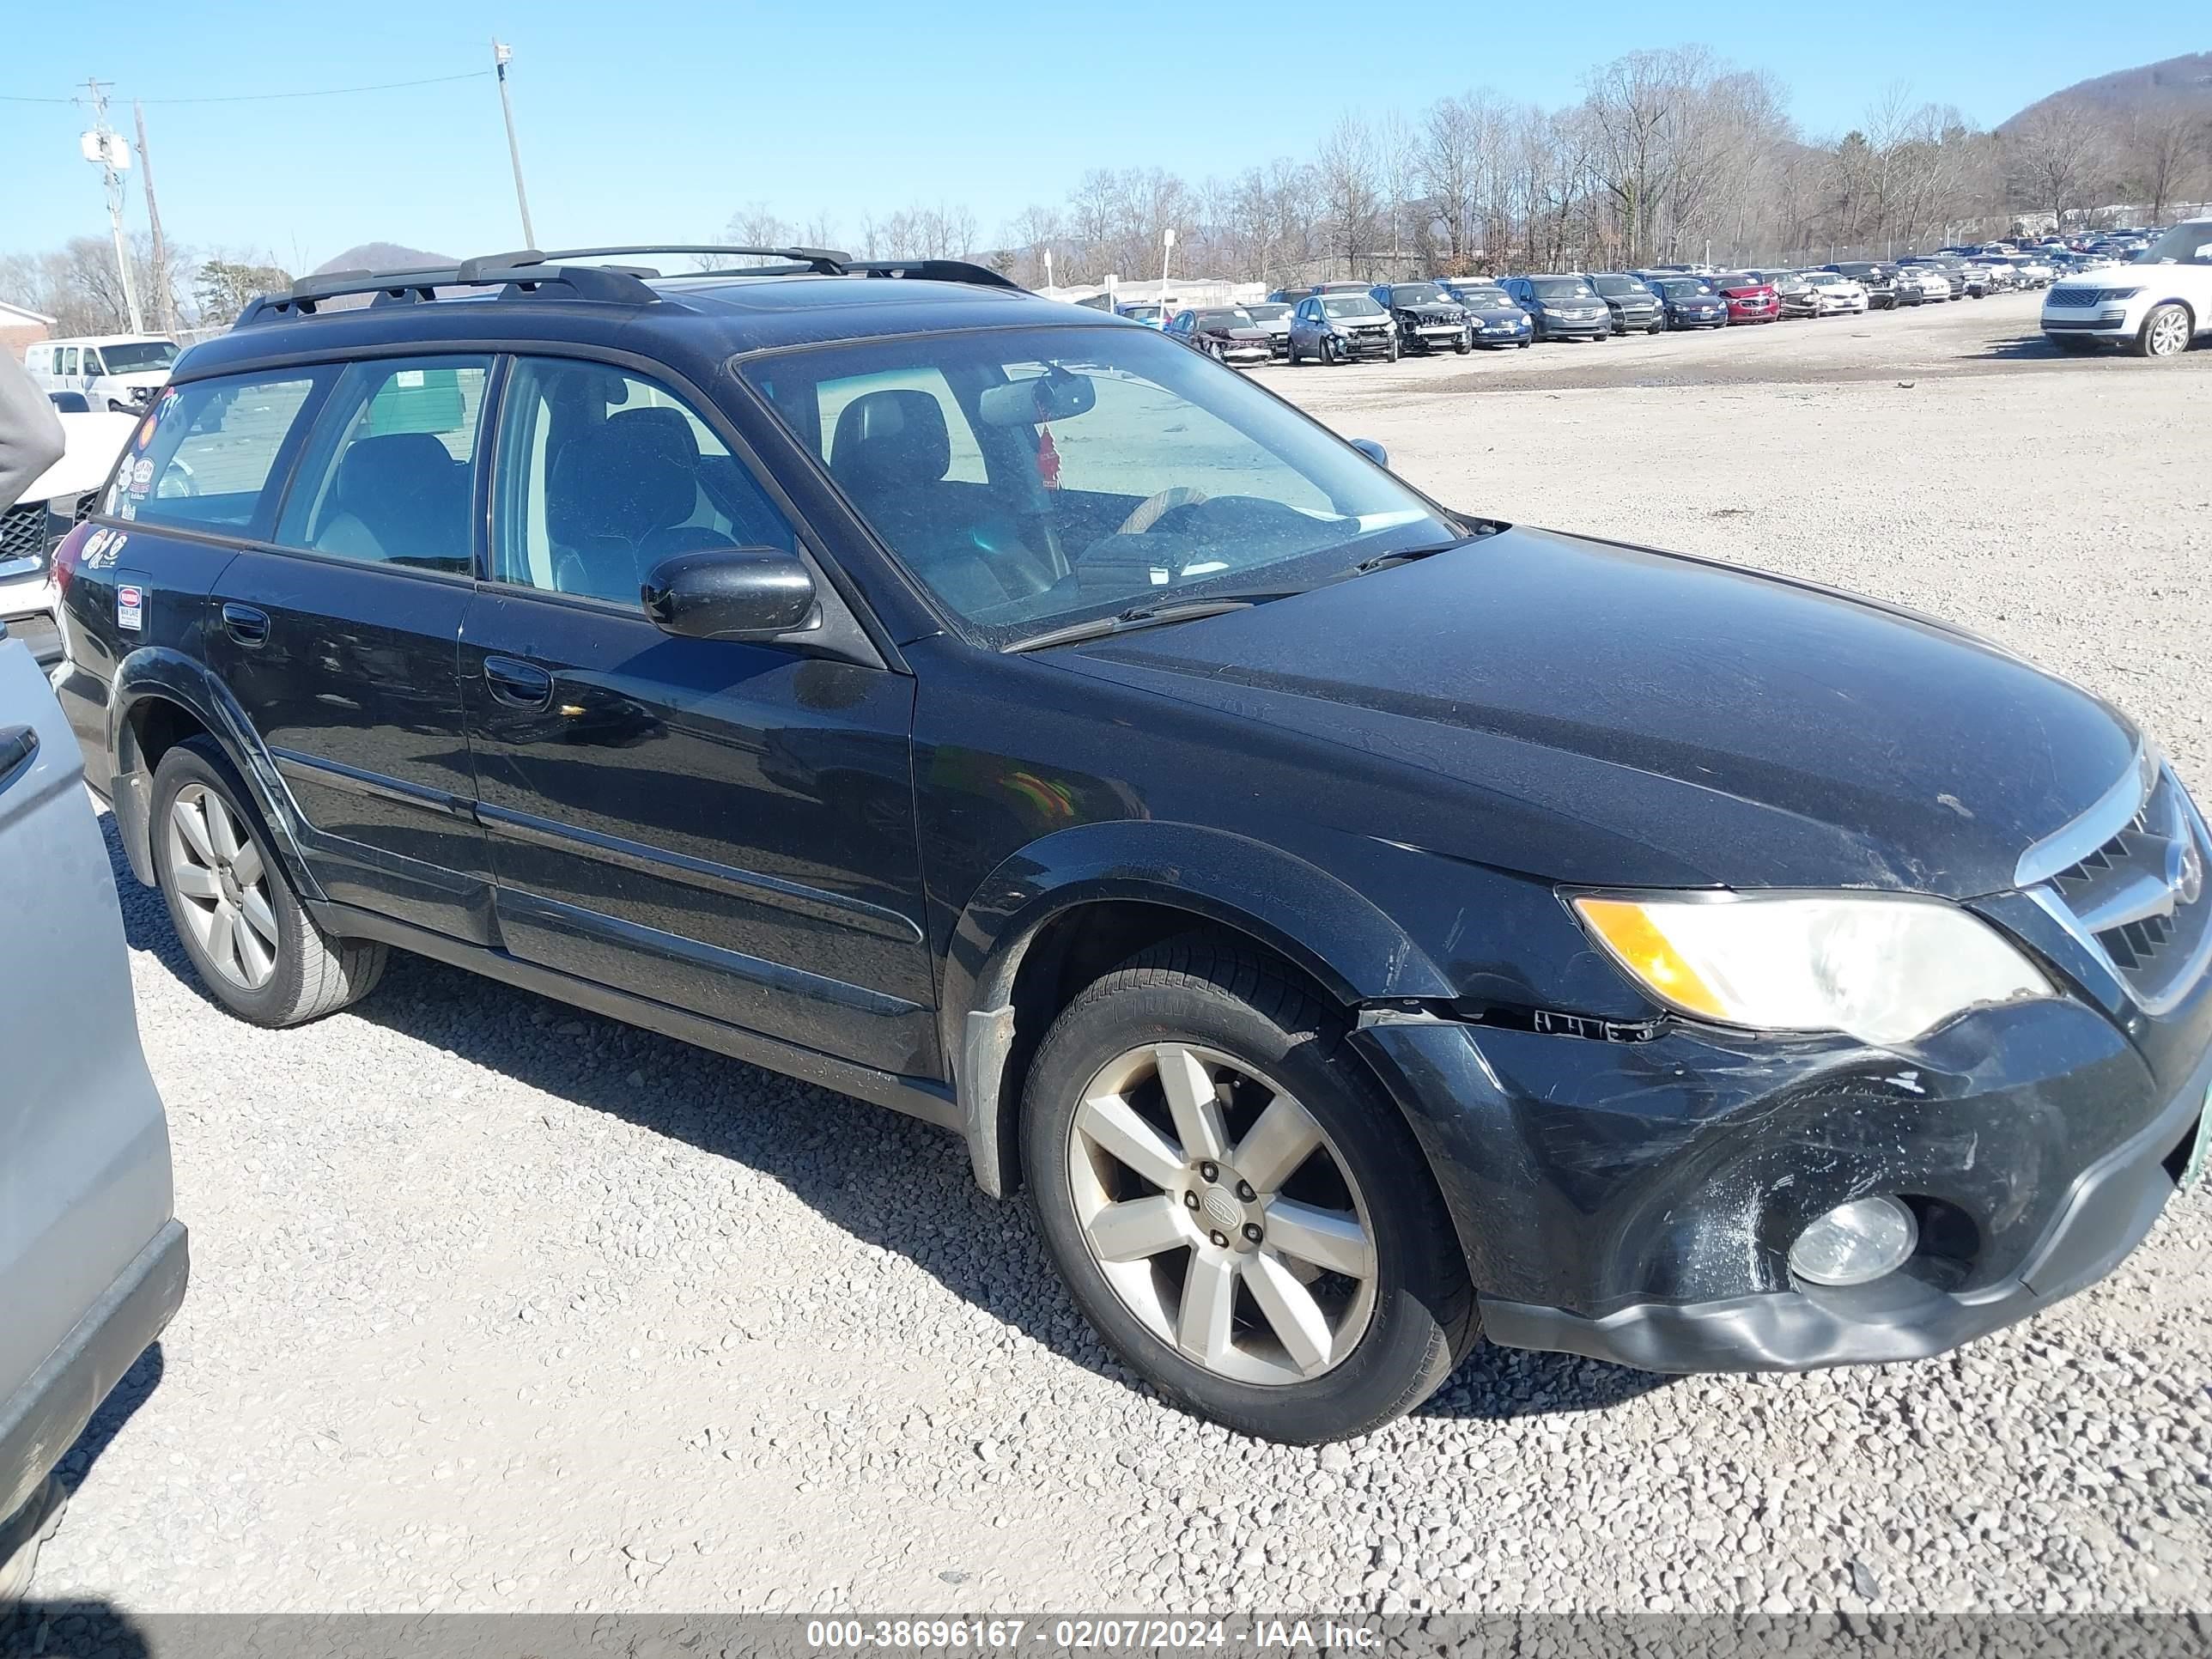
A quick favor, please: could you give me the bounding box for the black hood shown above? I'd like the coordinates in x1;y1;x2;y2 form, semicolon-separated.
1054;527;2136;897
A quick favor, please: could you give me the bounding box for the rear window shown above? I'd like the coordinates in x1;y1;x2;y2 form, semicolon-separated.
107;374;320;532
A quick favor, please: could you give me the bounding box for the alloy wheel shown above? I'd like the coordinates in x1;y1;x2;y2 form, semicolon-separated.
167;782;279;989
2147;305;2190;357
1065;1042;1377;1387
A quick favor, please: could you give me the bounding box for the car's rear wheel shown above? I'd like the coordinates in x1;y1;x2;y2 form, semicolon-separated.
2137;302;2191;358
150;737;387;1026
1022;934;1474;1443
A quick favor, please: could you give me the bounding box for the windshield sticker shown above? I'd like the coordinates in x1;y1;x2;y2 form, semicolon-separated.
116;583;144;632
129;457;155;497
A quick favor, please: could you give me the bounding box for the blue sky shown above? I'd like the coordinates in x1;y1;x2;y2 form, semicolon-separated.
2;3;2195;271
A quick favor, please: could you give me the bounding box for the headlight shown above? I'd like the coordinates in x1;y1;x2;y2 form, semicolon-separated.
2099;287;2142;302
1571;892;2051;1045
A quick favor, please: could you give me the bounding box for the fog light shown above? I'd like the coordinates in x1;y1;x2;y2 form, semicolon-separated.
1788;1197;1917;1287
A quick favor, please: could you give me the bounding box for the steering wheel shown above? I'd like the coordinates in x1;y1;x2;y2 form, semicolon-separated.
1113;487;1209;538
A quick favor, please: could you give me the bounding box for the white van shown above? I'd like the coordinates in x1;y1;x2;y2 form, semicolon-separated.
22;335;181;413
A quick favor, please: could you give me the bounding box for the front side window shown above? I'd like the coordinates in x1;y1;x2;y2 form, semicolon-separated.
82;349;107;376
492;357;796;607
107;372;320;532
742;325;1455;648
274;356;491;574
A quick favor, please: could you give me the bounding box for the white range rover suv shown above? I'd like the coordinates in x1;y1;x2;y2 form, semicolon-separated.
2041;219;2212;356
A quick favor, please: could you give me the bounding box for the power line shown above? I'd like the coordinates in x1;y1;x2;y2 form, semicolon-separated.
142;70;491;106
1;69;489;108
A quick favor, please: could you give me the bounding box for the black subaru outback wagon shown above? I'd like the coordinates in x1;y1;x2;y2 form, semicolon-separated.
52;246;2211;1443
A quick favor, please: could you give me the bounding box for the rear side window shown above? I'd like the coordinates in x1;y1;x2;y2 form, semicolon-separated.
107;374;319;532
273;356;491;575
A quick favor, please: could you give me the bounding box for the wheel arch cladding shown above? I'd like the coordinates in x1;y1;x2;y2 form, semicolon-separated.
942;821;1455;1197
111;648;320;902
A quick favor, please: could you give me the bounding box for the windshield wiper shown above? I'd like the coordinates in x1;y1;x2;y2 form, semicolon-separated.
1334;522;1503;580
1004;594;1285;653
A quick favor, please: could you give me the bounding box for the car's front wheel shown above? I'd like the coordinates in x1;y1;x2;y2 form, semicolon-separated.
2137;302;2192;358
1022;935;1474;1443
151;737;387;1026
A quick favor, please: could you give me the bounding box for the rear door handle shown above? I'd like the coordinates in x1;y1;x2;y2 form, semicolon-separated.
483;655;554;709
221;603;270;645
0;724;37;793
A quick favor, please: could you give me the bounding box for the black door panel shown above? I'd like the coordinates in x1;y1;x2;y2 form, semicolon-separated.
459;588;938;1075
206;551;489;939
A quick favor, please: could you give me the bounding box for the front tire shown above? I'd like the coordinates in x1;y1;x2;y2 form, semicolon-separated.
1022;934;1475;1443
150;737;387;1026
2137;302;2191;358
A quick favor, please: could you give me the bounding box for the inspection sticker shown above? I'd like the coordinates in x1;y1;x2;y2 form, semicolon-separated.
116;584;143;632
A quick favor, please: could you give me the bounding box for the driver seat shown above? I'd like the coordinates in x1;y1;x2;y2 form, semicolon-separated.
829;390;1053;611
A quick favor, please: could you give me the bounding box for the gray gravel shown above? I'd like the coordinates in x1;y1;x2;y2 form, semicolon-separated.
28;292;2212;1615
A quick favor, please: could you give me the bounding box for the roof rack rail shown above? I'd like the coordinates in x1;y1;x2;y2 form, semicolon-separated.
840;258;1024;291
489;244;855;276
233;242;1025;327
504;246;1023;291
237;258;669;325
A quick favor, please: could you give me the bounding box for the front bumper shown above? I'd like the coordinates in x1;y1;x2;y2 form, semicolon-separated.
1538;316;1610;337
1352;972;2211;1374
0;1221;188;1522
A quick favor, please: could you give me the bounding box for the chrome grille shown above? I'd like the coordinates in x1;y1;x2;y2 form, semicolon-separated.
2045;766;2210;1007
0;501;45;564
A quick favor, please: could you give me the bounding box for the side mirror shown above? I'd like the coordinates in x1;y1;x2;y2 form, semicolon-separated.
641;547;817;641
1350;438;1389;469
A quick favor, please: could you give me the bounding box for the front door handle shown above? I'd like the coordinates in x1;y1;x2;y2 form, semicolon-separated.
483;655;554;710
0;724;37;793
221;603;270;645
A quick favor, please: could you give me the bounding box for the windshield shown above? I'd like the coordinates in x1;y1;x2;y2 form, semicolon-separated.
1528;277;1595;301
2136;222;2212;264
1388;283;1446;306
96;340;179;373
740;325;1454;650
1802;271;1841;285
1320;295;1383;318
1454;289;1515;310
1589;276;1642;296
1243;303;1290;320
1120;306;1162;321
1655;279;1712;297
1195;310;1248;328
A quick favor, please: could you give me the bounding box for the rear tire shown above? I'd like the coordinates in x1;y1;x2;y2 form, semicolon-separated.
150;737;387;1027
1022;933;1476;1443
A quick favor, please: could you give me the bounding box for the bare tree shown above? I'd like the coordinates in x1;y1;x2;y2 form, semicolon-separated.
722;203;793;264
2124;104;2209;225
1316;114;1382;276
2007;100;2114;225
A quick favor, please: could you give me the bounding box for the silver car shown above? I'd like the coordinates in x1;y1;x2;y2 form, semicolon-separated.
0;630;185;1599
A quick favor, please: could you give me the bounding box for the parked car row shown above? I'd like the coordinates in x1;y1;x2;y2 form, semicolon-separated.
1140;222;2212;372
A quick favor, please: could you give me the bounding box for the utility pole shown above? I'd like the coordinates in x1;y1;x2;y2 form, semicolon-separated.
1159;226;1174;306
79;78;146;334
492;40;537;247
133;100;172;334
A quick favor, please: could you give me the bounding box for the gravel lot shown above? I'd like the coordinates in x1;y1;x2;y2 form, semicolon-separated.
29;291;2212;1618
